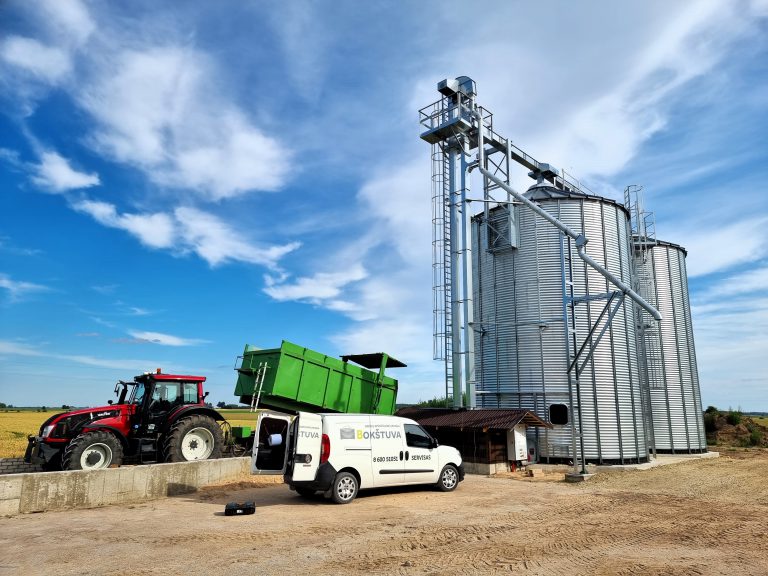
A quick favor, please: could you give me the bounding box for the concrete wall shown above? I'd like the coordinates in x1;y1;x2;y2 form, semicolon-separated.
0;457;250;516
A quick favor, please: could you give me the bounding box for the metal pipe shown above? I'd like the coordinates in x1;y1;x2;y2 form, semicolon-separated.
473;109;662;322
460;147;476;409
448;147;464;407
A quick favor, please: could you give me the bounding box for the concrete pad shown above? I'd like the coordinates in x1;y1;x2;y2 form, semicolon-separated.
565;472;595;483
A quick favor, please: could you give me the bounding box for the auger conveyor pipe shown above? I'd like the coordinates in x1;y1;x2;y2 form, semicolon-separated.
473;110;662;322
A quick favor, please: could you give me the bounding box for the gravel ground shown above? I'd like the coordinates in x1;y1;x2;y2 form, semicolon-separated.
1;449;767;576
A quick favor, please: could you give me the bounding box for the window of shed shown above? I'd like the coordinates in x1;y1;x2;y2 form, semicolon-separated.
549;404;569;425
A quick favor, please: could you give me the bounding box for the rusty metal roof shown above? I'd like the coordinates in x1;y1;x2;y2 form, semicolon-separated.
395;407;552;430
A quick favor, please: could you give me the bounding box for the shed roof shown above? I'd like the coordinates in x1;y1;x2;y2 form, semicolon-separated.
396;407;552;430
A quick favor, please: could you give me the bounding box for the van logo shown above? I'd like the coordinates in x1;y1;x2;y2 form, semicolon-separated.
299;431;319;439
339;427;355;439
355;429;402;440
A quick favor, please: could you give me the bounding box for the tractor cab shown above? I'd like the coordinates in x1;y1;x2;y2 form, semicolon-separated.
128;373;208;435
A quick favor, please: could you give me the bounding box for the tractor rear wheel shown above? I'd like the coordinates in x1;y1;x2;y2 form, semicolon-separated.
62;431;124;470
164;415;224;462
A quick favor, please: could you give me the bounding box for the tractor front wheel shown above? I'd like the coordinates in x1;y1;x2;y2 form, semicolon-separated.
164;415;224;462
62;431;124;471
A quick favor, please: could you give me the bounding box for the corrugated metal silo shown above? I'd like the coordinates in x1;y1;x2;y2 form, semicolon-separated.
472;183;649;464
634;240;707;453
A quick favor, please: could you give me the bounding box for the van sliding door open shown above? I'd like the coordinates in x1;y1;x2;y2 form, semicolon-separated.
252;412;293;475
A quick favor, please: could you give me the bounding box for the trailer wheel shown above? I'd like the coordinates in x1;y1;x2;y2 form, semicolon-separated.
436;464;459;492
330;472;358;504
62;431;124;470
164;415;224;462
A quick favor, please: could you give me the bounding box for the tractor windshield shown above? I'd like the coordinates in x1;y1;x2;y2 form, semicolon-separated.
130;382;147;406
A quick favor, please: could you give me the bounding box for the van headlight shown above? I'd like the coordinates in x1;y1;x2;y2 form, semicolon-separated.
41;424;55;438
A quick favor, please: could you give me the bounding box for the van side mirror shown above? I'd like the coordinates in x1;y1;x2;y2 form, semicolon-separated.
108;400;113;405
431;438;439;449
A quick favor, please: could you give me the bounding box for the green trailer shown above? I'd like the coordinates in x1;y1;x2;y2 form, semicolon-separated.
234;340;404;415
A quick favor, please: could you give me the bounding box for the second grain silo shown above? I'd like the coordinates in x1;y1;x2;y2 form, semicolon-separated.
472;183;650;464
634;239;707;453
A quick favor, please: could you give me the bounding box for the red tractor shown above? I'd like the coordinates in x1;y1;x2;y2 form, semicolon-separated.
25;370;226;471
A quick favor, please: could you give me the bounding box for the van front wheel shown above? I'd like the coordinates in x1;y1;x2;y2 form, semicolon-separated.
436;464;459;492
331;472;358;504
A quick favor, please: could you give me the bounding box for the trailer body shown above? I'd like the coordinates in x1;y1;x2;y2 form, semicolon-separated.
234;340;402;415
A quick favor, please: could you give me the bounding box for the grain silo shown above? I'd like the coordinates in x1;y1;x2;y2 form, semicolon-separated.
634;239;707;453
472;183;649;464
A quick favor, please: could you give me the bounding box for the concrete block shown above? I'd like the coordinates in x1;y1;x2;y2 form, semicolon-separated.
101;468;120;500
20;472;51;513
131;465;150;501
86;469;107;507
0;497;20;516
71;470;91;508
0;476;23;501
207;458;223;484
197;459;211;486
116;467;135;501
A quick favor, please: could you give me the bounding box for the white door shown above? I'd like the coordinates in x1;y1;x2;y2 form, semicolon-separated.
370;418;404;486
402;423;439;484
251;411;293;475
290;412;322;482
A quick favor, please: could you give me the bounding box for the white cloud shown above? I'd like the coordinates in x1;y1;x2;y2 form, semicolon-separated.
0;339;179;371
264;265;367;304
0;1;94;90
91;284;119;295
35;0;95;45
696;265;768;300
0;273;50;301
0;36;71;82
72;199;299;269
80;47;291;200
128;307;151;317
668;217;768;277
691;296;768;410
73;200;175;249
31;151;100;192
263;0;328;101
127;330;208;347
174;206;300;268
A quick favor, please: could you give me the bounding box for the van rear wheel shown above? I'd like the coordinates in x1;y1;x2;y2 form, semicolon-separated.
330;472;358;504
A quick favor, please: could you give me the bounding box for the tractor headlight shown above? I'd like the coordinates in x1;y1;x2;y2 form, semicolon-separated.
41;424;55;438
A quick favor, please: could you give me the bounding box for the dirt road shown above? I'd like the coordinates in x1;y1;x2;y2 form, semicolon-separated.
2;449;767;576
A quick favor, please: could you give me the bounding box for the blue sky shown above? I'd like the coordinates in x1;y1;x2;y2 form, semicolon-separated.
1;1;767;410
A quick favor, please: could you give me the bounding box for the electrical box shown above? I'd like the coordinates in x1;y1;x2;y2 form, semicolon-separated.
506;424;528;462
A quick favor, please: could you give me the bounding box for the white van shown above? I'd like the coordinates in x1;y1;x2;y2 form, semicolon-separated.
252;411;465;504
